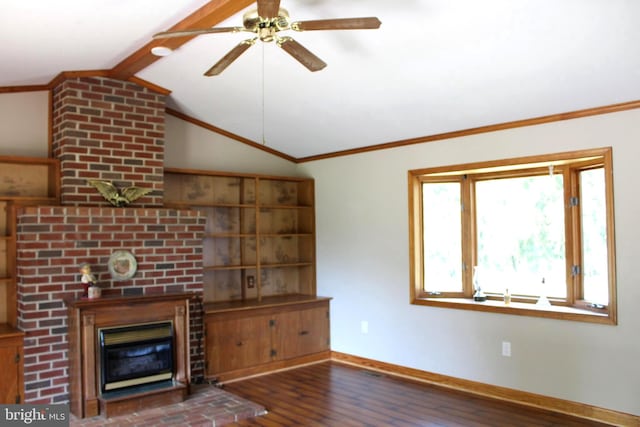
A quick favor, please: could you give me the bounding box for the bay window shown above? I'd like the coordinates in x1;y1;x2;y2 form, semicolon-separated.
408;147;616;324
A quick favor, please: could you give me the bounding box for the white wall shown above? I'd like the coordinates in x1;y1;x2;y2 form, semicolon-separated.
298;109;640;416
164;114;299;176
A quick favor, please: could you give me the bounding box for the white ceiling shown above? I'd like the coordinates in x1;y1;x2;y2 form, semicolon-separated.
2;0;639;159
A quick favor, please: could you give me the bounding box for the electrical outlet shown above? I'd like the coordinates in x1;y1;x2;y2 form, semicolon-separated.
247;276;255;289
502;341;511;357
360;321;369;334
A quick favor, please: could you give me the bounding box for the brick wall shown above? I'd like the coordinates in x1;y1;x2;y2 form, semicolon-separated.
14;77;207;404
16;207;205;403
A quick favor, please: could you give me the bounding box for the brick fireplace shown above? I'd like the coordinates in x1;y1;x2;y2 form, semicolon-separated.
14;77;206;404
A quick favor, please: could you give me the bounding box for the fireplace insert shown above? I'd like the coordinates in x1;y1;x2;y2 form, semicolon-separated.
99;321;174;393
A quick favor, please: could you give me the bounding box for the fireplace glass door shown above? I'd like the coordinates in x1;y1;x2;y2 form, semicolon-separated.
99;321;174;393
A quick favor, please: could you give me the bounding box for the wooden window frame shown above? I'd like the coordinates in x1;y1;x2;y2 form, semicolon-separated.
408;147;617;324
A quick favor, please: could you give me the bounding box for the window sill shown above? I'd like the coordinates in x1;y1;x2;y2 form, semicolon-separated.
412;297;615;325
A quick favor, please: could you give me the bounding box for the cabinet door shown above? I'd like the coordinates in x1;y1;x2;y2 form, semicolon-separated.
275;304;329;360
0;344;20;403
205;315;272;376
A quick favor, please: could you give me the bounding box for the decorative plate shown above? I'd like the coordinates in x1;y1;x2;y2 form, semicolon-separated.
108;250;137;281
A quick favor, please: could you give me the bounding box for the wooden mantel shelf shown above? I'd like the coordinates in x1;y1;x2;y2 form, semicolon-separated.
65;291;198;309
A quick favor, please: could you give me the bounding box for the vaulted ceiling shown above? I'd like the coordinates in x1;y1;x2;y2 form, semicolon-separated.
2;0;639;160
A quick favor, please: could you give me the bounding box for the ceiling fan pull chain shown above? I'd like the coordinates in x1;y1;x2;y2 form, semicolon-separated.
262;42;266;145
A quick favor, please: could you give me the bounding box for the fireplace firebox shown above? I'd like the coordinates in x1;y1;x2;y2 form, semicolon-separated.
99;321;174;393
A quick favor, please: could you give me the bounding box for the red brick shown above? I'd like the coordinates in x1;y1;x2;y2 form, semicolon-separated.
39;352;65;363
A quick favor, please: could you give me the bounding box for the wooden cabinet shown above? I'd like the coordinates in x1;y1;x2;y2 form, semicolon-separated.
163;169;316;303
205;312;272;374
0;155;59;327
204;297;330;382
274;302;330;360
0;324;24;404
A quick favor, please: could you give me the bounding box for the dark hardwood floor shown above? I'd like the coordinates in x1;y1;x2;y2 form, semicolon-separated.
223;361;610;427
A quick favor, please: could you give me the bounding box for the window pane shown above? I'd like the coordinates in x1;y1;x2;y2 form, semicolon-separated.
422;182;462;292
475;174;566;298
580;168;608;305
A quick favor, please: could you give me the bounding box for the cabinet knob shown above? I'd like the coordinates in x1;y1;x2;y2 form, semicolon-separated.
236;341;243;347
299;330;309;336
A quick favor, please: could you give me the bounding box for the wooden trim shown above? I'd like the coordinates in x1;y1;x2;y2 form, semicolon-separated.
412;297;614;324
127;76;171;95
165;108;297;162
0;85;49;94
81;313;98;417
409;147;611;177
297;100;640;163
48;90;53;158
109;0;255;80
174;305;190;386
45;71;171;95
0;71;170;96
603;151;618;324
47;70;111;89
164;167;312;182
331;352;639;427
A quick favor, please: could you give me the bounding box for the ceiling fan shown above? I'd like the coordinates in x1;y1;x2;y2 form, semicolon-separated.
153;0;381;76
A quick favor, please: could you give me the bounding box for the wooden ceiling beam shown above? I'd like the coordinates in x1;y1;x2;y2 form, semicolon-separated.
109;0;255;80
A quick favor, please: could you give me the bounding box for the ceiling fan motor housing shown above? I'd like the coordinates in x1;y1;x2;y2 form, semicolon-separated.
244;8;290;42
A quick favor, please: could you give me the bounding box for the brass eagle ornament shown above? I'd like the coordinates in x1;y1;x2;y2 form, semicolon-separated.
87;180;153;207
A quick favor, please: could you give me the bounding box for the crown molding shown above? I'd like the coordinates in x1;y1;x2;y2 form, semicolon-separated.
297;99;640;162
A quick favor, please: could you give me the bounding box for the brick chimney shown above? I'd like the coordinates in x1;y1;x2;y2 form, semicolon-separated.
15;77;205;404
51;76;164;206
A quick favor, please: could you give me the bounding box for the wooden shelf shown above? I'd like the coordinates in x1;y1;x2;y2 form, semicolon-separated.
204;294;330;314
0;156;60;327
203;265;258;271
164;168;316;304
166;202;256;209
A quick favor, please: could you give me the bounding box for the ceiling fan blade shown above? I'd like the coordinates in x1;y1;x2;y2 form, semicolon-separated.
291;17;381;31
204;39;256;76
153;26;244;39
276;37;327;72
257;0;281;19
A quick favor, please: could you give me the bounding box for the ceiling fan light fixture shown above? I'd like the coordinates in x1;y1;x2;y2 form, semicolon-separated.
151;46;173;57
